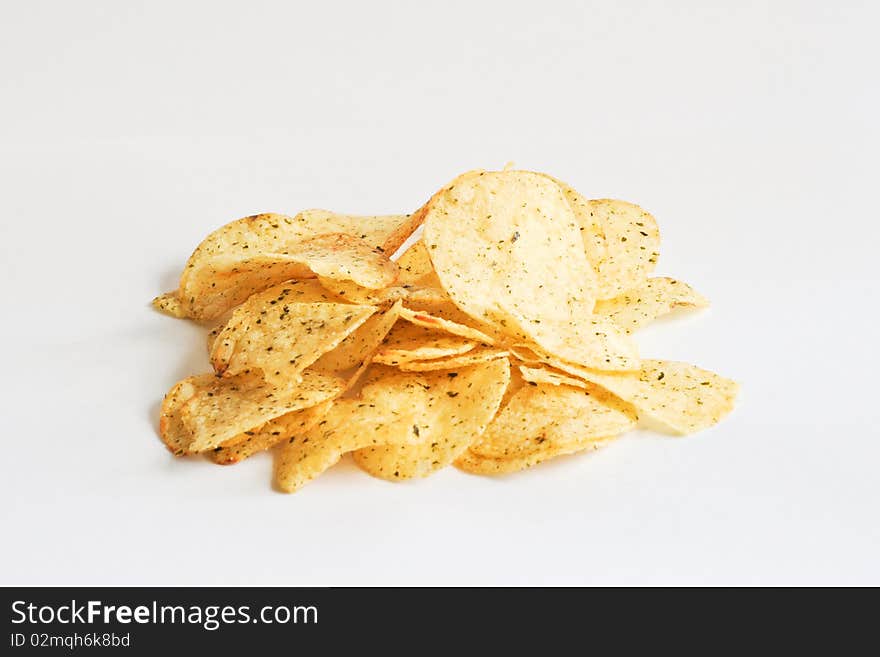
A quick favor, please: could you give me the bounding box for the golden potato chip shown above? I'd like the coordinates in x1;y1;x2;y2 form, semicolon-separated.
276;361;481;492
174;212;407;319
422;170;638;370
282;210;423;253
284;233;399;289
158;374;215;455
274;404;369;493
398;305;496;345
209;282;376;383
397;346;508;372
594;276;709;333
560;187;661;300
152;291;187;318
177;370;344;453
209;400;333;465
351;358;511;480
587;199;660;298
579;360;738;435
514;352;739;435
185;230;395;320
456;436;616;475
207;278;340;352
274;394;420;493
468;381;635;459
373;321;476;365
395;239;443;288
312;300;402;373
423;170;595;325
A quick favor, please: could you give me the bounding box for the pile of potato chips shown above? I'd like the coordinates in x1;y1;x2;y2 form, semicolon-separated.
155;169;738;492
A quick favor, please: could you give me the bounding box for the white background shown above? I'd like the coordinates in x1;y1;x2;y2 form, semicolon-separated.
1;1;877;585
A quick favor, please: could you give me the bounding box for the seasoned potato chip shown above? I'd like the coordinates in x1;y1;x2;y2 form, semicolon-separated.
585;199;660;299
175;213;406;319
578;360;738;435
274;365;465;492
274;403;370;493
468;381;635;459
209;281;376;383
397;346;508;371
395;239;443;288
352;358;511;480
311;301;402;373
398;305;496;345
594;276;709;333
208;278;340;350
152;291;187;318
423;170;638;370
456;436;616;475
514;353;739;435
174;370;344;453
158;374;214;455
282;233;399;289
423;170;595;327
373;322;476;365
209;400;333;465
549;178;661;299
274;393;419;493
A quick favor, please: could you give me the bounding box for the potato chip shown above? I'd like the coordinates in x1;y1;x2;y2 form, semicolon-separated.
594;276;709;333
563;190;660;300
283;233;399;289
422;170;638;370
312;301;402;373
351;358;511;480
587;199;660;298
274;394;420;493
209;400;333;465
158;374;214;455
174;213;407;319
176;370;344;453
209;281;376;383
397;346;508;371
373;321;476;365
398;305;496;345
152;291;187;318
455;436;616;475
205;281;328;354
395;239;445;289
274;403;370;493
514;353;739;435
468;381;635;459
544;176;606;275
275;362;481;492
